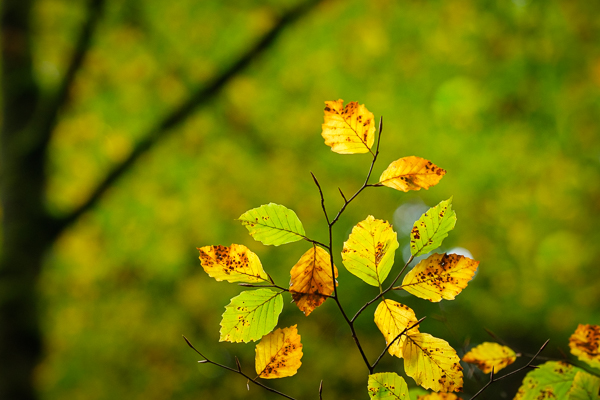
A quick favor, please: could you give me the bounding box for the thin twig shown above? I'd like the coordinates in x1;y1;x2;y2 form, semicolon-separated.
238;283;290;291
371;317;426;370
319;380;323;400
183;336;297;400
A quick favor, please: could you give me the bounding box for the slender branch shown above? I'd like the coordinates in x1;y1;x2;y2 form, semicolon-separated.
238;283;290;292
319;380;323;400
371;317;426;371
55;0;324;234
183;336;297;400
469;339;550;400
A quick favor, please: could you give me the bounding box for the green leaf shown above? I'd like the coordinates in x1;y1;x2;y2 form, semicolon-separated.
568;371;600;400
410;198;456;257
239;203;306;246
368;372;409;400
342;215;399;287
515;361;583;400
220;289;284;343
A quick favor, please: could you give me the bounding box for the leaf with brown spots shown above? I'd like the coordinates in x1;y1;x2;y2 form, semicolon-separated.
417;393;462;400
403;333;463;393
197;244;269;283
379;156;446;192
567;371;600;400
410;198;456;257
514;361;582;400
398;253;479;302
367;372;409;400
461;342;516;373
342;215;399;287
569;324;600;370
374;299;420;358
220;289;283;343
289;245;338;316
255;325;303;379
239;203;306;246
321;99;375;154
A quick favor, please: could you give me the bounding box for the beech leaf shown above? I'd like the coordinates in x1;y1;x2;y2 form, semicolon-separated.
379;156;446;192
374;299;420;358
239;203;306;246
289;245;338;316
569;324;600;370
399;253;479;302
342;215;399;287
461;342;516;374
368;372;409;400
255;325;303;379
220;289;283;343
568;371;600;400
410;198;456;257
514;361;582;400
321;99;375;154
417;394;462;400
197;244;268;283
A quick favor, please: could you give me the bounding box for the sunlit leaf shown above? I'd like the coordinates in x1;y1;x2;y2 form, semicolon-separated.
342;215;399;287
410;198;456;257
568;371;600;400
379;156;446;192
514;361;582;400
374;299;420;358
417;393;462;400
569;324;600;370
321;99;375;154
289;245;338;316
197;244;269;283
461;342;516;373
368;372;409;400
239;203;306;246
399;253;479;302
220;289;283;343
403;333;463;392
255;325;303;379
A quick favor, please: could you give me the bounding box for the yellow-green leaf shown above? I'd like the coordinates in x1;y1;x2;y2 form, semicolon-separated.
342;215;399;287
368;372;409;400
410;198;456;257
403;333;463;393
461;342;516;374
289;245;338;316
255;325;303;379
399;253;479;302
379;156;446;192
515;361;582;400
568;371;600;400
220;289;283;343
321;99;375;154
197;244;269;283
374;299;420;358
239;203;306;246
569;324;600;370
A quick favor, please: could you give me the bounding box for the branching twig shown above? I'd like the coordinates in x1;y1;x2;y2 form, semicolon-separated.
371;317;426;371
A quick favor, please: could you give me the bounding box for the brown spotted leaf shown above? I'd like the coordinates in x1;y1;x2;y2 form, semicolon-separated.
379;156;446;192
514;361;582;400
374;299;420;358
462;342;517;373
398;253;479;302
367;372;409;400
255;325;303;379
198;244;269;283
321;99;375;154
569;324;600;370
410;198;456;257
289;245;338;316
403;333;463;393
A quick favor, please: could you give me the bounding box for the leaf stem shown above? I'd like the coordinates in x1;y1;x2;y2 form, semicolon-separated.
371;316;426;371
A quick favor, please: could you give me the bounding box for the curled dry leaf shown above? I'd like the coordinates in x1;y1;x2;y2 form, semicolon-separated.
399;253;479;302
374;299;420;358
569;324;600;370
198;244;268;283
461;342;516;374
255;325;303;379
379;156;446;192
321;99;375;154
289;245;338;316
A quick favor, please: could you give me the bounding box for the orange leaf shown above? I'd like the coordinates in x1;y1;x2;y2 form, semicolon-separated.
569;324;600;370
379;156;446;192
255;325;303;379
289;246;338;316
462;342;517;373
321;99;375;154
417;394;462;400
198;244;269;283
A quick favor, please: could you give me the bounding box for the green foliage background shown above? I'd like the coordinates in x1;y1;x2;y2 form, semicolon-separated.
27;0;600;398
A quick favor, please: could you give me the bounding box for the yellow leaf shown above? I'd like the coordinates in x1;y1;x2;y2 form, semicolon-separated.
403;333;463;392
198;244;269;283
342;215;399;287
289;245;338;316
321;99;375;154
399;253;479;302
569;324;600;370
255;325;303;379
461;342;517;373
374;299;420;358
417;393;462;400
379;156;446;192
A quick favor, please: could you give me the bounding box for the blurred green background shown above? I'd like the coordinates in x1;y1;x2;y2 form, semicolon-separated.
20;0;600;398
